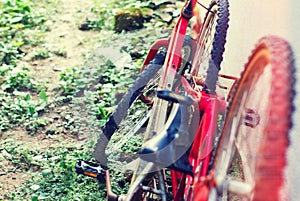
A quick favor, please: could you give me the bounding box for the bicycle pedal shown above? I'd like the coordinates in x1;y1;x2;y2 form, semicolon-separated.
75;159;106;182
157;90;194;105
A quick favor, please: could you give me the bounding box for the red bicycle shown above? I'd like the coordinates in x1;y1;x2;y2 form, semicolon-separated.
76;0;295;200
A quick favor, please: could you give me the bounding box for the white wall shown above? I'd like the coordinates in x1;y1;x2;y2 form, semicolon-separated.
222;0;290;75
221;1;300;200
289;1;300;200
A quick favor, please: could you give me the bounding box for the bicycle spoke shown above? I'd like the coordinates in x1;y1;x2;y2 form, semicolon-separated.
107;109;152;156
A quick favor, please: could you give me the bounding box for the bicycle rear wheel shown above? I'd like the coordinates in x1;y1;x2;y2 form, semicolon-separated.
212;36;295;201
191;0;229;94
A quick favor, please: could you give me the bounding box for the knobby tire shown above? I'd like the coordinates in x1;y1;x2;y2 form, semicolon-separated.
214;36;295;201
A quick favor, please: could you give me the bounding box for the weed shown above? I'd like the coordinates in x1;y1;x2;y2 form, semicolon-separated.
0;41;22;66
88;0;150;31
2;68;40;92
29;45;67;61
39;89;48;103
0;84;49;133
0;0;46;65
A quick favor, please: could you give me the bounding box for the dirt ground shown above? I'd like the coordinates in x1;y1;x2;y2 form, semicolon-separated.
26;0;98;91
0;0;100;197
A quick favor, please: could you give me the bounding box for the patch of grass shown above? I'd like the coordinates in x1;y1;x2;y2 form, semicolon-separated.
0;137;104;200
0;65;50;133
52;53;139;137
0;90;50;133
29;45;67;61
2;67;40;92
0;0;173;199
0;0;45;28
0;0;47;65
3;137;130;200
0;0;51;133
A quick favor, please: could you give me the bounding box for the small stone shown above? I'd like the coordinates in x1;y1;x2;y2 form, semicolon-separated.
130;46;146;59
79;22;91;31
164;4;177;14
46;130;56;135
115;7;144;32
30;184;40;191
42;169;52;177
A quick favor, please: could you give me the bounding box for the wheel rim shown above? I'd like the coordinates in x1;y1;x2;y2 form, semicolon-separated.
106;71;161;166
191;3;218;78
215;50;272;200
225;65;272;200
214;37;293;201
234;63;272;184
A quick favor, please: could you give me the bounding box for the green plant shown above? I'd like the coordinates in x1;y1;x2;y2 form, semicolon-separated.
0;41;22;65
30;45;67;61
58;67;84;96
0;63;12;76
2;68;40;92
0;88;50;133
0;0;46;65
39;89;48;103
88;0;149;31
88;1;115;30
0;0;46;28
0;138;43;175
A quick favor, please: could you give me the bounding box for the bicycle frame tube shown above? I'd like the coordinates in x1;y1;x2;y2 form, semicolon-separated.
141;39;169;71
172;90;227;201
141;0;197;73
152;0;198;138
75;0;233;200
192;93;226;200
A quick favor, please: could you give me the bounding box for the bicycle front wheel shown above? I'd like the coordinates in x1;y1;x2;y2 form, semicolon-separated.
212;36;295;201
93;51;166;165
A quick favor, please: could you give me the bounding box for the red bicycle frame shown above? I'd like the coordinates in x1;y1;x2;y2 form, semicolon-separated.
139;1;232;200
167;76;227;201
